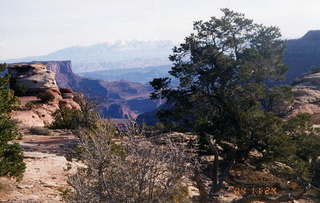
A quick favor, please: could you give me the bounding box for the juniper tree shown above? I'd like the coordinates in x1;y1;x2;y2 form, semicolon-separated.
0;63;25;180
150;8;319;198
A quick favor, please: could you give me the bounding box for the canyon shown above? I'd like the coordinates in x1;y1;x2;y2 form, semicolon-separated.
10;61;160;119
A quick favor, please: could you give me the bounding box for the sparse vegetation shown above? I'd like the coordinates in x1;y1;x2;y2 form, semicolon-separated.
53;93;193;202
24;101;35;110
49;108;83;129
11;83;28;96
50;93;99;130
65;120;190;203
37;91;55;103
29;126;51;135
310;66;320;74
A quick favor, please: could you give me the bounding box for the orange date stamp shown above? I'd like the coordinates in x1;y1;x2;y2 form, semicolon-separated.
231;186;278;196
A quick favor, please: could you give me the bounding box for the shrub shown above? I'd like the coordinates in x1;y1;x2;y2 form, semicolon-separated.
0;63;25;180
25;102;35;110
49;108;83;129
12;83;28;96
60;88;73;94
37;91;55;103
29;126;51;135
310;66;320;74
73;93;99;129
50;93;99;130
65;121;190;202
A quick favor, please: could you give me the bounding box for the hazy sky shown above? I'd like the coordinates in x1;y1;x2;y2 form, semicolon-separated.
1;0;319;59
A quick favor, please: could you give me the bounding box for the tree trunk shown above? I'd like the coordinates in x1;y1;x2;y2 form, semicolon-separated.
209;143;220;196
192;169;209;203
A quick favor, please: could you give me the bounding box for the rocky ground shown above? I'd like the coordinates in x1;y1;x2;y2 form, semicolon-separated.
0;129;79;202
0;129;318;202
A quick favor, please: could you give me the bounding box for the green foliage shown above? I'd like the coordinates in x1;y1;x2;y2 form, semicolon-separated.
310;66;320;74
0;63;25;180
0;142;25;179
24;101;35;110
270;114;320;185
262;85;293;116
11;84;28;96
29;126;51;135
49;108;83;129
37;91;55;103
50;93;99;130
0;66;17;115
151;8;290;154
150;8;320;195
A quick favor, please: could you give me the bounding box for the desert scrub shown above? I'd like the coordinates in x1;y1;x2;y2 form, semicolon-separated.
37;91;55;103
12;83;28;96
50;93;99;130
24;101;35;110
49;108;83;129
65;120;191;203
29;126;51;135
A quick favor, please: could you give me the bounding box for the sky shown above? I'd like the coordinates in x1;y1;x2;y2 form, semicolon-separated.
1;0;319;59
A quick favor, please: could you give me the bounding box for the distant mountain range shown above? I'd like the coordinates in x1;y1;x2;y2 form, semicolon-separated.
5;31;320;122
5;40;174;73
79;30;320;85
80;65;171;84
284;30;320;83
5;31;320;84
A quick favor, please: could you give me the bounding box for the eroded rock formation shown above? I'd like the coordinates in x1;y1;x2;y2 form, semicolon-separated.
289;71;320;119
8;63;58;93
8;63;80;127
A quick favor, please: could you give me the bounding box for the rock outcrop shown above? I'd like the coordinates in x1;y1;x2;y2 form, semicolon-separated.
8;63;58;93
41;61;79;89
8;63;80;127
289;71;320;118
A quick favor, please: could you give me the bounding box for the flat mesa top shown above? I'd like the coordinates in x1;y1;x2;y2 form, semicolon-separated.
8;63;46;69
302;30;320;41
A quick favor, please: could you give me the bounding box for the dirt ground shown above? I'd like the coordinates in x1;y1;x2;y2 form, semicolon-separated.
0;129;79;203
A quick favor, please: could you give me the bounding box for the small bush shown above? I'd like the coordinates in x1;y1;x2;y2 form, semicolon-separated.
49;108;83;129
37;91;55;103
310;66;320;74
60;88;73;94
12;83;28;96
29;127;51;135
25;102;35;110
50;94;99;130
